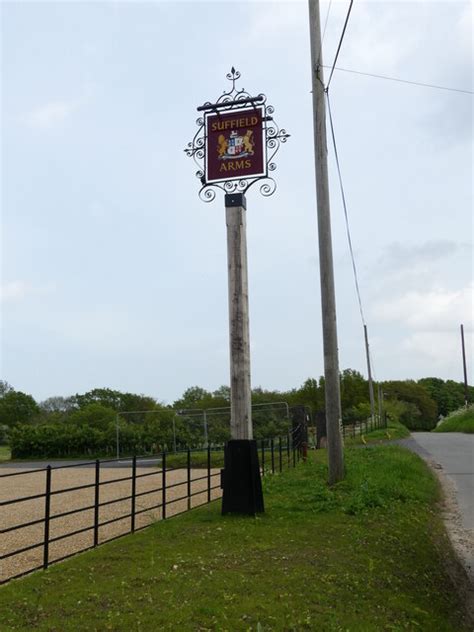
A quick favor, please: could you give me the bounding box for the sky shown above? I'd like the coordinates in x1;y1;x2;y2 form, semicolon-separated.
1;0;472;405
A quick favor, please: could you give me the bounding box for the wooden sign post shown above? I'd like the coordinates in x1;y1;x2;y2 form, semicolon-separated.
185;68;289;514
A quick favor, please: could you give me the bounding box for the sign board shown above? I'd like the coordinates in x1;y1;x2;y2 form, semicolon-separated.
205;106;266;184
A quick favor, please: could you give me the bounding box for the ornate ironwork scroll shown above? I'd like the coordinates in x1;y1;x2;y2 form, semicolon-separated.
184;68;289;202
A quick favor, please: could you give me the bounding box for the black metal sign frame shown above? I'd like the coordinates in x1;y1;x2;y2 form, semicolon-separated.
185;68;289;203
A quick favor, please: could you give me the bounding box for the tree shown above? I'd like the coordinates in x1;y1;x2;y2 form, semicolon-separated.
0;381;14;397
213;385;231;402
39;396;77;414
383;381;437;430
173;386;212;410
67;403;116;431
340;369;369;411
418;378;472;417
0;391;40;427
293;378;324;412
73;388;158;423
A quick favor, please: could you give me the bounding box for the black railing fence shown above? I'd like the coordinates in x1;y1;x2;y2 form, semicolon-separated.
341;413;388;441
0;429;303;585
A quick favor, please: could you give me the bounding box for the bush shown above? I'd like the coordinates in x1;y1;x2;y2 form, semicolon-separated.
433;406;474;433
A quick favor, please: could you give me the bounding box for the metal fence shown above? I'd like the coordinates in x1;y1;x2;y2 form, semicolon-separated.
0;433;301;585
342;414;388;440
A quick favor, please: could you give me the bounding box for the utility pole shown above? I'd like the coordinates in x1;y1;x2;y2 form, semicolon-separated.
364;324;376;424
377;383;383;426
308;0;344;484
461;324;469;407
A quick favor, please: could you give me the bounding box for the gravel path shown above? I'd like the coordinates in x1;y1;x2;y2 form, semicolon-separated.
1;463;221;583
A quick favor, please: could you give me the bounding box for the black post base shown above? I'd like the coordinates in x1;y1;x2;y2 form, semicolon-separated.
221;440;264;515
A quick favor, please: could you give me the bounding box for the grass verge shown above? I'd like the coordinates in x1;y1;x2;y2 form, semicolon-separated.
433;406;474;433
0;445;11;461
0;446;469;631
343;419;410;447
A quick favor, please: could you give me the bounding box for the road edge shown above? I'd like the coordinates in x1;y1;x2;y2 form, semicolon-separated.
399;437;474;625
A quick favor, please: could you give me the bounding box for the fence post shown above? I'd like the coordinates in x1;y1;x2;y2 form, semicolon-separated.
261;439;265;476
287;432;291;467
271;439;275;474
131;456;137;534
279;436;282;473
43;466;52;570
187;448;191;511
162;451;167;520
94;459;100;547
207;445;211;503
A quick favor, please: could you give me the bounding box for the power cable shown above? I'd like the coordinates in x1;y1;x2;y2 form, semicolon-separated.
323;65;473;95
325;91;366;327
326;0;354;91
326;92;382;388
318;0;333;63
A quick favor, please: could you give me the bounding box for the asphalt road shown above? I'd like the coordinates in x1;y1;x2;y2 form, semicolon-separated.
401;432;474;531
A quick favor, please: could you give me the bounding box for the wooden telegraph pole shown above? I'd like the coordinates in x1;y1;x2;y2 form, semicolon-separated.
308;0;344;484
364;324;376;424
461;324;469;407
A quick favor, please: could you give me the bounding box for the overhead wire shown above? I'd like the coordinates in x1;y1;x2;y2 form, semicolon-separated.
318;0;333;63
326;0;354;90
323;65;473;95
325;91;366;328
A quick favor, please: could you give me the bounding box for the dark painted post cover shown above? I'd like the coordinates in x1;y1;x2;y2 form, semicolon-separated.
221;440;264;515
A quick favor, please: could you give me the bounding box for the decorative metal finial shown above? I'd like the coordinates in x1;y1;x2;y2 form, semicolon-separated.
225;66;241;92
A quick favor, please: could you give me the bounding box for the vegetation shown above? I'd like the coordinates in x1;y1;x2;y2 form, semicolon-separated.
0;446;470;631
419;377;473;417
0;445;11;461
433;405;474;434
344;418;410;446
1;374;471;458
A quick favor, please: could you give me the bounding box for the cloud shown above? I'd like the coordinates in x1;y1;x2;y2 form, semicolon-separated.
0;281;56;303
21;100;80;130
372;283;473;331
0;281;30;303
401;330;473;372
378;240;471;269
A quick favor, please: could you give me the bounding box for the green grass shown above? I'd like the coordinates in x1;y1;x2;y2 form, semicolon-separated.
433;406;474;433
0;445;11;461
166;449;225;469
0;446;469;631
343;419;410;447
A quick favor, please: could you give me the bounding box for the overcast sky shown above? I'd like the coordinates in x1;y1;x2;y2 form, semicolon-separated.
1;0;472;404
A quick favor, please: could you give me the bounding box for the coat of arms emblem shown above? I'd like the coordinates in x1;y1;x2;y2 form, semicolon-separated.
218;130;255;160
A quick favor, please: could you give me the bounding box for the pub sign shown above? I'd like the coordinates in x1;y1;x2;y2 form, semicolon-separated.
205;106;266;184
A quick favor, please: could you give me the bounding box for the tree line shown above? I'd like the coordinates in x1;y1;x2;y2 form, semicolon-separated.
0;374;471;459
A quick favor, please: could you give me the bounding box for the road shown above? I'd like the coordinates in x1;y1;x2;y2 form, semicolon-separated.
402;432;473;531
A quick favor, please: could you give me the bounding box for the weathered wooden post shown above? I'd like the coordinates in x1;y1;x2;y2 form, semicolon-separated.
185;68;289;514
